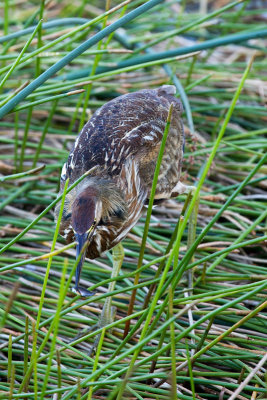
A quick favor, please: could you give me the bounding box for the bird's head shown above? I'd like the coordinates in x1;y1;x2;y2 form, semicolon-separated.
71;185;99;263
55;178;127;295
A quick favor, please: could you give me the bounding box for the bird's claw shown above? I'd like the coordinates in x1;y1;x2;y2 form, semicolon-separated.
70;307;116;356
71;286;95;297
71;323;102;357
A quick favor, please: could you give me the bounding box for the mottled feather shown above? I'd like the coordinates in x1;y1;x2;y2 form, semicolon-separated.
56;85;185;259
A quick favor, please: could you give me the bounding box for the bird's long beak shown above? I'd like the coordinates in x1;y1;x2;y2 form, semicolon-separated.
73;231;95;297
75;232;88;285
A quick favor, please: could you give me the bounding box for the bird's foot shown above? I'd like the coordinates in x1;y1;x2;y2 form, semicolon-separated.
71;285;95;297
88;305;116;356
71;305;116;357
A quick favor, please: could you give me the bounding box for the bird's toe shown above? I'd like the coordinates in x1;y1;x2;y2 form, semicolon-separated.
71;286;95;297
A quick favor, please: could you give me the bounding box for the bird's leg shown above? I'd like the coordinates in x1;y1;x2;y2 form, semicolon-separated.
101;242;124;326
125;182;198;338
179;184;199;249
77;242;124;356
174;182;199;273
183;184;199;356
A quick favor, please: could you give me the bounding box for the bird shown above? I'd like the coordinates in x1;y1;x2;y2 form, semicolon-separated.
55;85;189;334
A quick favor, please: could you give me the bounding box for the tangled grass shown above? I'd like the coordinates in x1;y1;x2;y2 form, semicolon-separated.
0;0;266;399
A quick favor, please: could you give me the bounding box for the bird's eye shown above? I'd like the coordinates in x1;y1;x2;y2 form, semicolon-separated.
63;211;71;220
99;208;125;225
113;207;125;219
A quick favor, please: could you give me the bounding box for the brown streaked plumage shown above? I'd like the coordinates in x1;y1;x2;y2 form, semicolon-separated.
55;85;186;295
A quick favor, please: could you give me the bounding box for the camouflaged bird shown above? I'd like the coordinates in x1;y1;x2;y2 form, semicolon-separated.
55;85;186;295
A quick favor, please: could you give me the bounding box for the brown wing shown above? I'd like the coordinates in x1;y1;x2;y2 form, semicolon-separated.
62;86;184;192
